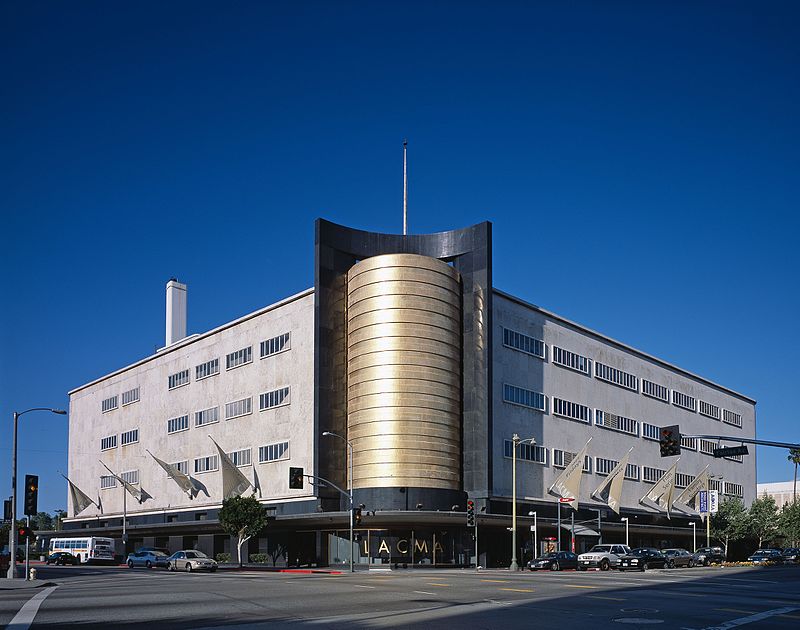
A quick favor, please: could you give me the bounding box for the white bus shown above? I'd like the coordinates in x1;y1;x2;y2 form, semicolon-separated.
48;537;116;564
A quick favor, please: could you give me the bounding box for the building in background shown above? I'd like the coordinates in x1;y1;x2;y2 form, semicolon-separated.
63;219;756;567
756;481;797;509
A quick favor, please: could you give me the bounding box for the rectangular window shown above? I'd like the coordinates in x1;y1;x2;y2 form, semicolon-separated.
171;461;189;475
699;400;721;420
710;478;723;492
643;466;665;484
227;448;252;467
723;409;742;428
551;346;590;375
552;397;590;423
101;395;118;413
100;475;117;489
194;455;219;474
680;436;697;451
225;397;253;420
195;406;220;427
642;379;669;403
699;439;716;455
641;423;660;441
259;387;290;411
552;449;592;473
724;482;744;497
261;332;291;359
675;472;695;489
258;441;290;463
672;390;697;412
120;429;139;446
168;369;190;390
503;439;546;464
502;384;546;412
121;387;140;406
226;346;253;370
195;358;220;381
100;435;117;451
595;410;638;436
502;328;545;359
120;470;139;485
624;463;640;481
595;457;618;476
594;362;638;392
167;415;189;434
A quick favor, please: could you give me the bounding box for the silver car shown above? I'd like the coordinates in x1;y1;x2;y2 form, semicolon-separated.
167;550;218;572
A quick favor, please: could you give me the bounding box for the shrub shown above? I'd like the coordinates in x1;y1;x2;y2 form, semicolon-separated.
249;553;269;564
215;553;231;563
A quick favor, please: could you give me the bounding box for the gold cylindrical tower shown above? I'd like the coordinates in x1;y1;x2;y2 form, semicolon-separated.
347;253;462;490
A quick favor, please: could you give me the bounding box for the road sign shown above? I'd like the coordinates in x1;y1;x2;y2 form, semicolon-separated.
713;445;749;458
558;497;575;503
710;490;719;514
699;490;708;514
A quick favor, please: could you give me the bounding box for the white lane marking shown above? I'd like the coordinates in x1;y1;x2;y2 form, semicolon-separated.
353;584;376;589
700;606;800;630
6;586;58;630
413;591;436;595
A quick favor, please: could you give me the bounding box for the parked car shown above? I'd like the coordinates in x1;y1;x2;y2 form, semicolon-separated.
781;548;799;564
46;552;80;566
748;549;784;565
127;550;170;569
661;548;695;568
136;546;170;556
693;546;725;566
527;551;578;571
618;548;668;571
577;544;631;571
167;550;218;572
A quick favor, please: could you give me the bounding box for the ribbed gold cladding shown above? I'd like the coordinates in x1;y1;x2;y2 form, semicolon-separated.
347;253;462;490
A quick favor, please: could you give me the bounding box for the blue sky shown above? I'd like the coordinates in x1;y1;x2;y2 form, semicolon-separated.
1;1;798;514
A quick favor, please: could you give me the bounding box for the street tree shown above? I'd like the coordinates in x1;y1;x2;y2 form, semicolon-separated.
788;448;800;505
33;512;54;531
748;494;780;549
779;500;800;547
711;498;749;553
218;495;269;566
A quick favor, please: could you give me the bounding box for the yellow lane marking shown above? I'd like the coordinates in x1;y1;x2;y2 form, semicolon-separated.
715;609;755;615
588;595;626;601
565;584;598;589
499;588;534;593
426;583;450;587
480;579;510;583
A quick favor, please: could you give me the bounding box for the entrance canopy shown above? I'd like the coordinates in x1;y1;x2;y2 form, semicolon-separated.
560;524;600;536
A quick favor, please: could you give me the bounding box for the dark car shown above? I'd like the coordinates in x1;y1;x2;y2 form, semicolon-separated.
781;548;799;564
618;548;668;571
527;551;578;571
748;549;784;565
46;552;80;566
661;548;695;568
693;546;725;566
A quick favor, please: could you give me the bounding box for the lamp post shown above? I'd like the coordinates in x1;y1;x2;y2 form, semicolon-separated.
509;433;536;571
323;431;354;573
621;517;629;547
690;522;696;552
528;511;537;562
7;407;67;579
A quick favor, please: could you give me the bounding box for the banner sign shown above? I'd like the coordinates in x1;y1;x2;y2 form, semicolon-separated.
699;490;708;514
710;490;719;514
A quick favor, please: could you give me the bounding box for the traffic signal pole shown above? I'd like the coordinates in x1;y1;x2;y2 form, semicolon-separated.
24;515;30;580
7;412;18;579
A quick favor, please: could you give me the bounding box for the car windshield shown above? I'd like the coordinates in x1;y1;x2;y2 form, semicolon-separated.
588;546;612;553
152;552;167;557
539;553;557;559
629;549;648;556
185;551;208;559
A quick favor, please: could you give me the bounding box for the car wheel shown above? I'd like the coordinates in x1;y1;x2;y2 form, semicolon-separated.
127;560;134;569
210;567;217;573
600;559;610;571
688;559;695;568
551;561;560;571
577;566;586;571
642;562;648;571
667;560;675;569
145;561;152;569
186;563;193;572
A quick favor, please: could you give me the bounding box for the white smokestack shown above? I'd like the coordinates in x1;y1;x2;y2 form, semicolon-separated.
165;278;187;346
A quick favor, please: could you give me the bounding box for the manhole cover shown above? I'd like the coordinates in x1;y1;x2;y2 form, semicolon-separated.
620;608;659;614
613;619;664;625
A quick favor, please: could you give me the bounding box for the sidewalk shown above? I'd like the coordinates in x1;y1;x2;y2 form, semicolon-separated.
0;578;57;591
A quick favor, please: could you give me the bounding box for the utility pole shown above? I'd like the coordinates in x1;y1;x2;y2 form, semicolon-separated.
403;139;408;235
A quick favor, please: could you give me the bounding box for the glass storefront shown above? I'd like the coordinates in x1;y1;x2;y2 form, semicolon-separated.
325;528;472;568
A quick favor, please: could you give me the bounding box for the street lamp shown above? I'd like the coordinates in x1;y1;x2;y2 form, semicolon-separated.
621;517;629;547
7;407;67;579
528;511;537;562
690;522;697;552
322;431;354;573
509;433;536;571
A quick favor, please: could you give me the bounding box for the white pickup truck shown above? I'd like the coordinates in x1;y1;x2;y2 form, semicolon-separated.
577;544;631;571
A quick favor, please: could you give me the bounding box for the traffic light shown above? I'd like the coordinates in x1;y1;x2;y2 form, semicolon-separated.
3;499;11;522
354;507;362;526
289;467;304;489
24;475;38;516
466;500;475;527
659;425;681;457
17;525;32;544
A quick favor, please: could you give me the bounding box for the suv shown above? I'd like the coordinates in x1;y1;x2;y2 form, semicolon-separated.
693;546;725;566
577;544;631;571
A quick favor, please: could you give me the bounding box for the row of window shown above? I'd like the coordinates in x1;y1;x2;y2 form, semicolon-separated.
101;387;140;413
101;429;139;451
99;441;291;488
168;332;291;392
502;326;745;428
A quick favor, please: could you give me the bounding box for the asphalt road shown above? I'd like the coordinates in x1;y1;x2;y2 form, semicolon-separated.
1;564;799;629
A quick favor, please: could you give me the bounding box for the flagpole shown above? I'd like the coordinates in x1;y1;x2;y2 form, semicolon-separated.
122;482;127;558
403;139;408;235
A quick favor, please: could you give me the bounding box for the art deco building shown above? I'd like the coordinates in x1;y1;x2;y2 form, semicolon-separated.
64;220;756;567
